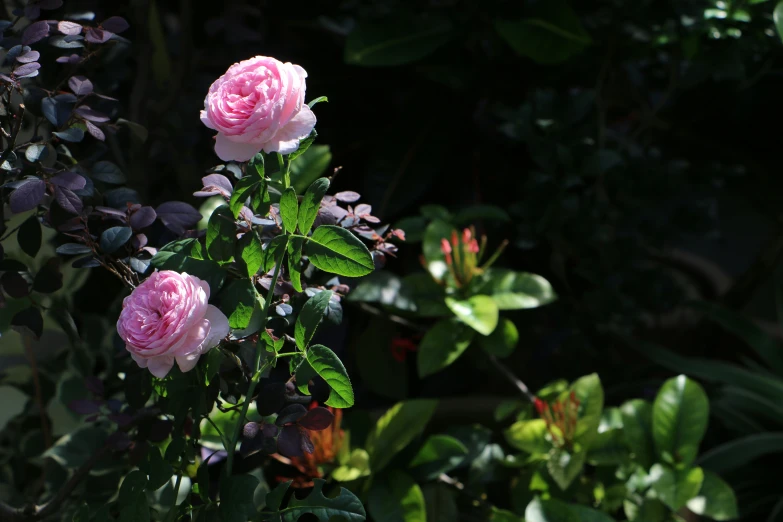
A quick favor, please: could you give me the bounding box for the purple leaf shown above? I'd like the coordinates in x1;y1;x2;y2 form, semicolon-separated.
14;62;41;78
129;206;157;230
101;16;129;34
52;126;85;142
68;75;92;95
50;172;86;191
54;186;83;214
24;6;41;19
68;399;102;414
16;49;40;63
10;179;46;213
107;431;132;450
1;272;30;298
94;206;127;219
22;20;50;45
74;106;109;122
156;201;201;234
132;233;148;250
276;425;304;458
298;407;334;431
57;21;82;35
335;191;361;203
106;399;123;413
275;404;308;426
194;174;233;198
85;121;105;141
11;307;43;339
56;54;82;64
355;203;372;215
84;27;112;43
301;430;314;454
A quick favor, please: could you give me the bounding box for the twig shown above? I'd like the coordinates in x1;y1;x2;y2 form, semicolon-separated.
484;351;536;404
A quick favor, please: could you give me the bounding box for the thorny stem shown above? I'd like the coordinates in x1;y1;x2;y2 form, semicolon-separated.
224;253;285;475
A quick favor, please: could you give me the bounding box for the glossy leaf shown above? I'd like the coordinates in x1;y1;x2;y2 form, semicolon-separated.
365;399;438;472
505;419;551;455
775;1;783;42
306;344;354;408
306;225;374;277
478;317;519;357
10;180;46;213
474;268;556;310
652;375;709;468
287;236;304;292
445;295;498;335
408;435;467;479
298;177;330;234
686;470;739;521
290;145;332;194
150;252;225;294
525;497;578;522
547;448;587;490
649;464;704;511
417;318;474;377
229;176;259;218
620;399;655;468
219;474;259;522
295;290;333;350
118;470;149;522
277;479;365;522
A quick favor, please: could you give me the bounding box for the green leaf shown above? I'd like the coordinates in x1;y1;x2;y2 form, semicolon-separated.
345;13;453;66
287;236;304;292
620;399;655;468
505;419;551;455
525;497;579;522
305;225;374;277
144;446;173;491
652;375;709;468
71;503;90;522
290;145;332;194
196;461;210;503
295;290;333;350
698;432;783;473
288;129;318;162
118;470;150;522
571;373;604;447
206;205;235;263
266;480;291;511
150;251;225;294
306;344;354;408
686;470;738;521
568;505;616;522
586;429;629;466
219;279;256;329
307;96;328;109
422;484;459;522
18;216;41;258
219;474;260;522
490;507;524;522
44;427;107;468
295;359;318;395
649;464;704;511
0;385;27;431
775;1;783;43
422;219;455;280
262;235;289;272
408;435;468;479
298;178;330;234
478;318;519;357
229;175;260;218
280;187;299;234
495;0;590;64
417;318;474;377
249;152;265;178
368;471;426;522
278;479;366;522
547;447;587;490
100;226;132;254
240;232;264;278
445;295;499;336
366;399;439;472
473;268;556;310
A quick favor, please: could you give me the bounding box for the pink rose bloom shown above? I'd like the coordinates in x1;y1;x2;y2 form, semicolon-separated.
117;271;229;378
200;56;316;162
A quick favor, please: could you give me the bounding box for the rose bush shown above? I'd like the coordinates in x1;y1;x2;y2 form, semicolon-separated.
200;56;316;161
117;270;229;378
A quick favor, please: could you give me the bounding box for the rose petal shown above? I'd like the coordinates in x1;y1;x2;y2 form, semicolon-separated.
214;134;262;162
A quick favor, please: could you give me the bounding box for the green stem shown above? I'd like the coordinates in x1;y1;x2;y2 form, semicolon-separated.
224;252;286;476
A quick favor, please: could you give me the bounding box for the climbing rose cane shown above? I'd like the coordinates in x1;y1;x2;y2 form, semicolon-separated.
200;55;316;161
117;271;229;378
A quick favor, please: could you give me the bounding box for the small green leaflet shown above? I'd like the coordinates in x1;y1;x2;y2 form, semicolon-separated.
206;205;235;263
288;129;318;161
240;232;264;278
229;176;259;218
287;236;304;292
280;187;299;234
307;96;328;109
305;226;374;277
262;235;288;272
219;474;260;522
298;178;330;234
295;290;333;350
306;344;354;408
